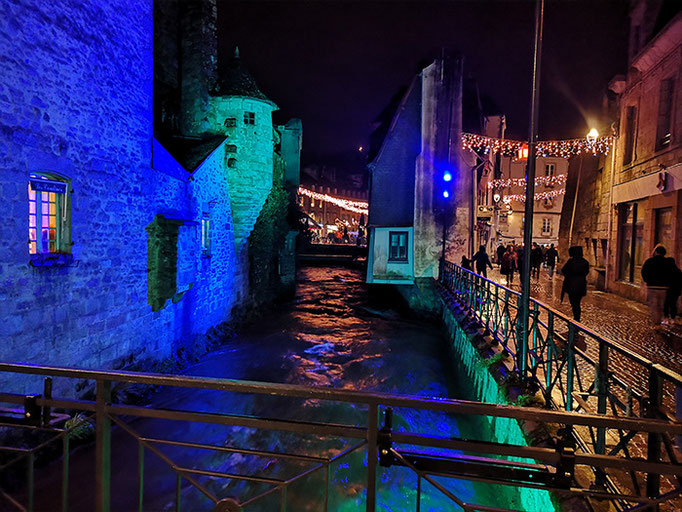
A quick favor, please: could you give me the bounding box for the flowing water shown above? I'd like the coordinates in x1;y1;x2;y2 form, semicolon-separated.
31;265;555;511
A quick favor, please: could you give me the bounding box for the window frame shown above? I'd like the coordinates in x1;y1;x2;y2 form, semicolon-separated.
655;77;674;151
28;172;71;255
244;112;255;125
388;231;409;262
201;212;211;258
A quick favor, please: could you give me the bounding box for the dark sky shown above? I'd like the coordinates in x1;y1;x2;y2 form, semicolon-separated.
218;0;629;162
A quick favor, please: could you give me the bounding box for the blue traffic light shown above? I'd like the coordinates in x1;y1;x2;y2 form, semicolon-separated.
443;190;450;198
443;171;452;182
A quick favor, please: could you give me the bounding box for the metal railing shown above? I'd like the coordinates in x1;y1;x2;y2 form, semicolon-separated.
440;261;682;507
1;362;682;511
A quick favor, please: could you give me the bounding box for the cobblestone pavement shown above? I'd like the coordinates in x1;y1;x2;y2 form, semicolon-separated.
485;265;682;377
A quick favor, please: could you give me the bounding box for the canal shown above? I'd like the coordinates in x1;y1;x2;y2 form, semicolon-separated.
33;265;554;511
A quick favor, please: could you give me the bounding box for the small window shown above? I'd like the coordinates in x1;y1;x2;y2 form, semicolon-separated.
541;218;552;235
545;164;555;177
226;144;237;153
655;78;674;151
543;197;553;208
388;231;408;262
224;118;237;127
201;213;211;257
244;112;255;125
28;172;70;255
227;158;237;168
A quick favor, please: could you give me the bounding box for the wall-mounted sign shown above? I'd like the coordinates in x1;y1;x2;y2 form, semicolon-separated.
29;179;67;194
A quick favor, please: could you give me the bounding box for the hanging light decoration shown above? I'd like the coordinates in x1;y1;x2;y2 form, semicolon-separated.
501;188;566;203
488;174;567;189
461;132;613;158
298;187;369;215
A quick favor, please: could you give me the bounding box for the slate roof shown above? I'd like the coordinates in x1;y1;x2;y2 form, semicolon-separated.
213;48;275;106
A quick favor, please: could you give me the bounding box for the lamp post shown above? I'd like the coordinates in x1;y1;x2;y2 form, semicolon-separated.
519;0;544;381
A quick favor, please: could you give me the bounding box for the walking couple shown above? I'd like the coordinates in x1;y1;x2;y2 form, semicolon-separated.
641;245;682;329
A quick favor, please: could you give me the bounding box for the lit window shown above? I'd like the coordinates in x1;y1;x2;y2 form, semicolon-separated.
244;112;255;125
201;213;211;257
388;231;408;262
28;173;70;255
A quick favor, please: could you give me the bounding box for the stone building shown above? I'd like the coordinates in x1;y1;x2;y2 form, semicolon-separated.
366;53;470;286
0;0;300;393
559;1;682;299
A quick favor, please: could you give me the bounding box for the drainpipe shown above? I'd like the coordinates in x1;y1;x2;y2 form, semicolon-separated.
605;135;617;289
567;154;584;248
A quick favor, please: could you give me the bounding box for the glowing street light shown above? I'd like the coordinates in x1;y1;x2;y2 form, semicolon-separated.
586;128;599;145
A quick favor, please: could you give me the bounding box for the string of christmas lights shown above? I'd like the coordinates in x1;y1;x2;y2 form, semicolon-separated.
501;188;566;203
488;174;567;189
461;132;614;159
298;187;369;215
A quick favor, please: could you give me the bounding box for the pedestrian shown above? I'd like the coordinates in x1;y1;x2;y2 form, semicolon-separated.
496;244;506;266
641;245;678;329
461;255;472;271
472;245;494;278
516;244;525;281
665;259;682;325
500;245;517;285
530;242;543;279
561;246;590;322
545;243;558;278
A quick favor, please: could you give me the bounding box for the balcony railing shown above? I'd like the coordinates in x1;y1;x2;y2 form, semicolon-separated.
440;261;682;507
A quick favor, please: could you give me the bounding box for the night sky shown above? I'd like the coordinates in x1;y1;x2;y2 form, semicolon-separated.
218;0;629;164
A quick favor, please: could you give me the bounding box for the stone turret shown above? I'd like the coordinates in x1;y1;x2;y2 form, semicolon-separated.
208;49;278;248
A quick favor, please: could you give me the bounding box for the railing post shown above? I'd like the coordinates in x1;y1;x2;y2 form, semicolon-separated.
595;341;609;486
366;404;378;512
545;311;554;402
95;379;111;512
646;366;663;507
566;324;576;411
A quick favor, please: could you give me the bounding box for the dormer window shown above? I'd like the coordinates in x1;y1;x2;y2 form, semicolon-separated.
244;112;255;125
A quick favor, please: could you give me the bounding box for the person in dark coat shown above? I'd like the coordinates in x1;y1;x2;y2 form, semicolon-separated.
516;244;525;281
642;245;679;328
471;245;494;278
530;242;544;279
561;246;590;322
664;259;682;325
496;244;506;266
461;255;472;271
545;244;558;278
500;245;517;285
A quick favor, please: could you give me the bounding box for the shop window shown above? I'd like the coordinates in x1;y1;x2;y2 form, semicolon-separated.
654;207;672;247
655;78;674;151
388;231;408;262
244;112;255;125
28;172;70;255
618;201;644;284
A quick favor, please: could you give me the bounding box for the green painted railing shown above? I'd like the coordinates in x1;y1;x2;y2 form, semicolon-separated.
440;260;682;508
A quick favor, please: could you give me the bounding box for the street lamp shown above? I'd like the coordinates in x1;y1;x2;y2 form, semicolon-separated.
586;128;599;145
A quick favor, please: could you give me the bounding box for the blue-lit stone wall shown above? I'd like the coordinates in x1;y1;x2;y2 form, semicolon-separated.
0;0;247;393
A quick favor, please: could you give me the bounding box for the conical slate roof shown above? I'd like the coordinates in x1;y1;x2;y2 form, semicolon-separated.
213;47;275;105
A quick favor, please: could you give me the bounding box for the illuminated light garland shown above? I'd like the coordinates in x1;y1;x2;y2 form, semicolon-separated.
488;174;567;189
298;187;369;215
461;132;614;159
501;188;566;203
